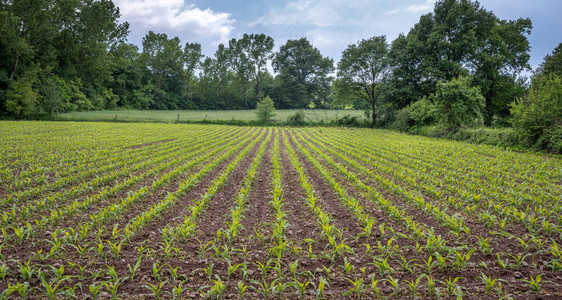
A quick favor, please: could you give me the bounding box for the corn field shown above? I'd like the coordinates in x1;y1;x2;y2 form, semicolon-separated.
0;121;561;299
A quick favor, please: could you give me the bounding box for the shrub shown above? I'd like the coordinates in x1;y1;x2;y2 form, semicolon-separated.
330;114;362;127
6;78;39;118
430;76;485;130
394;97;439;131
287;110;306;126
511;74;562;153
255;96;276;123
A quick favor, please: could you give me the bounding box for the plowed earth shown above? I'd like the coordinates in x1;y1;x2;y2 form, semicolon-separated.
1;121;561;299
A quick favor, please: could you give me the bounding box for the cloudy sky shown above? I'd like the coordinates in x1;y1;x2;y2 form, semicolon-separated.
114;0;562;71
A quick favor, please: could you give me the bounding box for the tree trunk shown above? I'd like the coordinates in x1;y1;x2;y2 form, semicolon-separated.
9;56;19;82
255;75;260;98
371;100;376;128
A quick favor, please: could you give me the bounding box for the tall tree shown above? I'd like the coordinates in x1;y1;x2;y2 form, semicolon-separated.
337;36;390;127
0;0;128;115
390;0;531;124
141;31;184;109
243;34;274;99
273;37;334;108
536;43;562;77
183;42;203;107
227;33;274;107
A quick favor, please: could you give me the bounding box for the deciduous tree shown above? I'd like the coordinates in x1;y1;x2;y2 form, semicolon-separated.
337;36;390;127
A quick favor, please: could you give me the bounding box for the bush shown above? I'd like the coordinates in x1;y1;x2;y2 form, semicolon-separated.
394;97;439;131
6;78;39;118
287;110;306;126
430;76;485;130
330;114;362;127
255;96;276;123
511;74;562;153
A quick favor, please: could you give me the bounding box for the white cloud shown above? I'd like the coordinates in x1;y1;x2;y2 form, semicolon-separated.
250;0;351;27
406;0;435;13
251;0;439;61
115;0;235;44
385;0;435;15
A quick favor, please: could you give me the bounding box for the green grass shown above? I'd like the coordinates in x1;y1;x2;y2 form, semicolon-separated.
58;109;366;123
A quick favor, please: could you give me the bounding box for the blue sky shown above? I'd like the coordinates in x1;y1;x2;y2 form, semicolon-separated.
114;0;562;72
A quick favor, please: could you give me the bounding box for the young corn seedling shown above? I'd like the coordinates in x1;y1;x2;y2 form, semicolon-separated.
105;265;119;281
40;276;69;300
0;264;9;280
475;236;491;255
127;255;142;282
292;279;313;300
453;249;475;271
520;274;544;293
508;253;532;269
386;275;401;297
227;261;246;281
405;274;425;298
49;264;66;281
68;262;89;280
399;256;418;273
344;277;365;299
143;281;166;300
250;278;278;300
12;282;31;299
342;257;354;275
103;277;127;299
478;272;503;296
370;256;395;277
70;243;91;258
168;281;185;300
236;281;249;298
425;275;441;298
167;265;185;283
15;259;35;281
370;276;382;299
423;255;437;275
316;276;329;299
441;277;463;297
254;259;274;279
152;262;164;281
497;253;508;269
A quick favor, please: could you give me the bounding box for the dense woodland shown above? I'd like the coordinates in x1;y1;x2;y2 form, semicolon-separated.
1;0;561;150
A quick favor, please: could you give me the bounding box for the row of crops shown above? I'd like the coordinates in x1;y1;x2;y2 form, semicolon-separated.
0;121;561;299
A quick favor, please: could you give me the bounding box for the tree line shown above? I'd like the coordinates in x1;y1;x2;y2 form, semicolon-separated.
1;0;560;148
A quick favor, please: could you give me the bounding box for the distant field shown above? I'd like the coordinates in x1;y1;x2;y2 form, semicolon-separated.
58;109;366;123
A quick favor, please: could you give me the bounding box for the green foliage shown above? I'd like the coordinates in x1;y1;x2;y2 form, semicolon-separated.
511;74;562;153
256;96;276;123
388;0;531;123
336;36;390;126
273;37;334;109
286;110;306;126
537;43;562;77
56;78;90;112
429;76;485;129
39;78;61;116
330;114;363;127
394;97;439;131
5;75;39;117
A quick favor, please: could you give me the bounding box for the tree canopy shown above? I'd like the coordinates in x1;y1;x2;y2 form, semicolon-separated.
273;38;334;109
0;0;552;137
336;36;390;127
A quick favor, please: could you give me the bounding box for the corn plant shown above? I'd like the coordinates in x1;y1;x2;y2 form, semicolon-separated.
520;274;544;293
143;281;166;300
405;275;425;298
127;255;142;282
344;277;365;299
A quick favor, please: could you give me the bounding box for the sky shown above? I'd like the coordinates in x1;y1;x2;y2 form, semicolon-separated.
114;0;562;72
